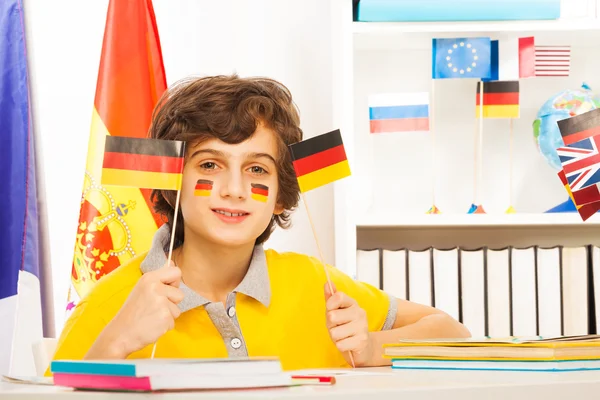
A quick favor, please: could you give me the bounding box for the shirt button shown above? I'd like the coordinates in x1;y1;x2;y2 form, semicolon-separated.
231;338;242;349
227;306;236;317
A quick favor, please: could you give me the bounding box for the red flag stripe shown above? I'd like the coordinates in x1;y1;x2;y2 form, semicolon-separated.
475;92;518;106
251;187;269;196
292;144;347;177
102;152;183;173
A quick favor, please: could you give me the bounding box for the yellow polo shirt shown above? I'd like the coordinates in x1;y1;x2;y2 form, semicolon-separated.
49;226;396;373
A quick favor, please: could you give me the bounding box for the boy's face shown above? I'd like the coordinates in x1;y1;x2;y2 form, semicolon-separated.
179;124;284;248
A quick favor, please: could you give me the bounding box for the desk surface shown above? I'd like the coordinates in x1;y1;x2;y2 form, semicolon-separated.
4;367;600;399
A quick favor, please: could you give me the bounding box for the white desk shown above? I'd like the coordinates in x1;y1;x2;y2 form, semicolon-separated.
3;368;600;399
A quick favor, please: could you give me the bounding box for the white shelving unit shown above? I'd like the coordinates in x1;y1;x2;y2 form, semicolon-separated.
330;0;600;278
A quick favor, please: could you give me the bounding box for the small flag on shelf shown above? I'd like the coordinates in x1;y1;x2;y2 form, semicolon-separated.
475;81;519;119
534;45;570;77
432;37;492;80
557;108;600;145
556;134;600;192
555;170;600;221
101;136;185;190
368;93;429;134
288;129;351;193
485;37;535;81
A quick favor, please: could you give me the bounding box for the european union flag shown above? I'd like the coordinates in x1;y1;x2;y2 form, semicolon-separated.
432;37;492;79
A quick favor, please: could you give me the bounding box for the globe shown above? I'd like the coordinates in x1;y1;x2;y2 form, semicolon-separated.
533;84;600;170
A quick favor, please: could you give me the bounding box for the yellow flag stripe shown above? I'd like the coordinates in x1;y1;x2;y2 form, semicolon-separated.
297;160;351;193
194;189;211;197
102;168;182;190
251;193;268;203
475;105;519;118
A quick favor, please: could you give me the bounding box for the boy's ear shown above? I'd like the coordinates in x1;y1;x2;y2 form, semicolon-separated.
273;203;284;215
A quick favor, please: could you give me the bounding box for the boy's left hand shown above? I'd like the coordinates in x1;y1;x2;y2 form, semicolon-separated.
324;282;373;367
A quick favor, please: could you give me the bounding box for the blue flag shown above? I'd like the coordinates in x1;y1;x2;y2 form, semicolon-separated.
432;37;492;79
0;0;42;375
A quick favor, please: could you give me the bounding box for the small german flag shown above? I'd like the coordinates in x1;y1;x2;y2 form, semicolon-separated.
101;136;185;190
194;179;213;196
289;129;351;193
251;183;269;202
557;108;600;146
475;81;519;119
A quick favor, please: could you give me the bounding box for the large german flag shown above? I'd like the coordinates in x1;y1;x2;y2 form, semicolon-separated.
68;0;168;305
475;81;519;119
101;137;184;190
289;129;351;193
557;108;600;146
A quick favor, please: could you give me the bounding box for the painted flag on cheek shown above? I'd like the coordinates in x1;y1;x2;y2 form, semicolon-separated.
251;183;269;202
194;179;213;196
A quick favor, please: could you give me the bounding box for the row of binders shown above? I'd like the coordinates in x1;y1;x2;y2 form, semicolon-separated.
357;246;600;338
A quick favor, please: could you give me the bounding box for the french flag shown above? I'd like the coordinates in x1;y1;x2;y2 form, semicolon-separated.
0;0;52;377
368;92;430;134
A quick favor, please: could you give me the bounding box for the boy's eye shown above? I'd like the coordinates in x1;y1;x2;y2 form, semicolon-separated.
249;166;266;174
200;162;218;170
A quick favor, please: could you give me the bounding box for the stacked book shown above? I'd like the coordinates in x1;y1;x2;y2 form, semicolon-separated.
384;335;600;372
50;357;293;392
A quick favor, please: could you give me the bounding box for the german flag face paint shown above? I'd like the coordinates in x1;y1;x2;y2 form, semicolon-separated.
194;179;213;197
251;183;269;203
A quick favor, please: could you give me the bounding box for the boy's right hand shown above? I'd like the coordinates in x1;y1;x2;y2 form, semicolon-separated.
85;262;184;359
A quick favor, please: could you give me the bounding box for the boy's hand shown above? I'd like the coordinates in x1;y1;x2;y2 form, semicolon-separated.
324;283;374;367
86;262;184;359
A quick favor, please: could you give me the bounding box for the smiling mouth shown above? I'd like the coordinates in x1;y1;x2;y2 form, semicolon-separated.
212;209;250;217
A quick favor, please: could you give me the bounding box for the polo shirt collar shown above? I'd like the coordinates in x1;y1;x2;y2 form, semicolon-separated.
139;225;271;312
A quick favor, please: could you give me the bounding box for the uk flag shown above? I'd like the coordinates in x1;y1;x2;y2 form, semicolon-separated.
557;134;600;192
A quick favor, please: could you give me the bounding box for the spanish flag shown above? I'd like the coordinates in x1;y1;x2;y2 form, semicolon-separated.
475;81;519;119
289;129;351;193
558;170;600;221
101;137;184;190
68;0;168;305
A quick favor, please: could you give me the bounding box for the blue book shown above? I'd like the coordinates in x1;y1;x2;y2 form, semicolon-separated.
357;0;561;22
391;358;600;372
50;357;281;377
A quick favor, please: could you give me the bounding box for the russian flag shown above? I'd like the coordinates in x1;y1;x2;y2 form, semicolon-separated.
368;92;430;134
0;0;50;376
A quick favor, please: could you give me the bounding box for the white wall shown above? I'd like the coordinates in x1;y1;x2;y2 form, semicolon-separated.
24;0;336;336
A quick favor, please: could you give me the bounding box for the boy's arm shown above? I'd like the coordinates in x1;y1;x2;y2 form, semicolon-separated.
367;299;471;366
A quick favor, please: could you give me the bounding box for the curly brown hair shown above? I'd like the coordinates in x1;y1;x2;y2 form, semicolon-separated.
148;75;303;249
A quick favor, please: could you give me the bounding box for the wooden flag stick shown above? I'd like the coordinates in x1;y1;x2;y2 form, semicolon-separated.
477;81;484;205
430;79;436;205
151;188;182;359
509;118;514;207
301;192;356;368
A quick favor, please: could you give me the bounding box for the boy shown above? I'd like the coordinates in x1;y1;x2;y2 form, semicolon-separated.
51;75;469;371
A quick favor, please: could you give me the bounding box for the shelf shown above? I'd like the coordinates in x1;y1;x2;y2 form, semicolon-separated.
356;212;600;228
352;19;600;35
352;19;600;49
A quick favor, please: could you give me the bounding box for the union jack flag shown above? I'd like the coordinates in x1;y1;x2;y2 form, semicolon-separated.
557;135;600;192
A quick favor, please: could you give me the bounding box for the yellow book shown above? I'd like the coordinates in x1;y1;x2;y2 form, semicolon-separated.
383;335;600;361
